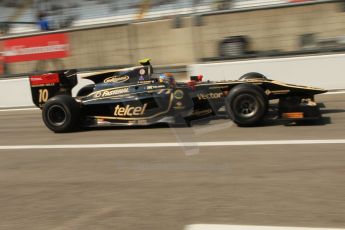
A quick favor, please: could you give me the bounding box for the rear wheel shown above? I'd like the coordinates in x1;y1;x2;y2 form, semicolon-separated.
42;95;80;133
225;84;268;126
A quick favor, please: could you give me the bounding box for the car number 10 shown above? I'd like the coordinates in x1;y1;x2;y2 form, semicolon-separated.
39;89;49;103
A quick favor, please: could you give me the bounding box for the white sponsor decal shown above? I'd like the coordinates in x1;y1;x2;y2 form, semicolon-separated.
147;85;166;90
139;68;146;75
94;87;129;98
4;43;69;56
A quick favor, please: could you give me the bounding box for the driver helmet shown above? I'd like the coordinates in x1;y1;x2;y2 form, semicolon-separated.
159;73;176;86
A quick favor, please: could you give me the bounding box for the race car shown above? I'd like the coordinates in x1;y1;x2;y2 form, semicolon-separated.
29;59;327;133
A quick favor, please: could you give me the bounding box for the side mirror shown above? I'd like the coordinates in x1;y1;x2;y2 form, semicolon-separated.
190;75;203;82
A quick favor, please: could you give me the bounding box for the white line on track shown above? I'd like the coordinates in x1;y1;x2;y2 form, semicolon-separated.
0;107;39;112
184;225;345;230
0;139;345;150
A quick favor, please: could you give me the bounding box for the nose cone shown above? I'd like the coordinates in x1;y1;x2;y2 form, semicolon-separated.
310;88;328;95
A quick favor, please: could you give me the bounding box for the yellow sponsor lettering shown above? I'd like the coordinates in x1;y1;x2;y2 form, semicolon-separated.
38;89;49;103
197;92;223;100
104;75;129;83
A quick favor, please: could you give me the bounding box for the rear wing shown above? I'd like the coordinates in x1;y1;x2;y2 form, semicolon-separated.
29;70;78;108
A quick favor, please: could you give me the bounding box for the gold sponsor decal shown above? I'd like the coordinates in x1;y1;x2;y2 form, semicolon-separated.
104;75;130;83
31;83;55;87
174;90;184;100
197;92;223;100
173;101;185;109
193;109;213;116
114;104;148;117
137;120;148;125
94;87;129;98
266;89;290;95
92;94;174;121
270;90;290;94
38;89;49;103
157;89;172;95
209;86;229;89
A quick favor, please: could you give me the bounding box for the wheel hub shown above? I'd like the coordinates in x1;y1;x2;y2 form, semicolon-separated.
47;105;67;126
234;94;258;118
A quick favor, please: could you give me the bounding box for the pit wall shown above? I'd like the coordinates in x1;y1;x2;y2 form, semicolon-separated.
1;52;345;108
189;53;345;90
5;18;196;74
197;2;345;58
3;1;345;75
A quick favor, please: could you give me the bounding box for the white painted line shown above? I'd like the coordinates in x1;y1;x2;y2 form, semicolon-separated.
185;225;345;230
0;139;345;150
0;107;39;112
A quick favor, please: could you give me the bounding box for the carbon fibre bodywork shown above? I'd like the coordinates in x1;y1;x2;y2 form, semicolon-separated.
29;61;327;129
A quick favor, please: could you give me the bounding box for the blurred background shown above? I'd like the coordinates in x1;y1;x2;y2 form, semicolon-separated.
1;3;345;229
0;0;345;76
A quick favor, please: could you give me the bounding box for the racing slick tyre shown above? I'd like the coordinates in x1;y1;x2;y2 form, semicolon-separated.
239;72;267;80
225;84;268;126
77;84;95;97
42;95;80;133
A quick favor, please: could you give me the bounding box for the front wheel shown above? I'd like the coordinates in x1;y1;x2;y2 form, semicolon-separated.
239;72;267;80
225;84;268;126
42;95;80;133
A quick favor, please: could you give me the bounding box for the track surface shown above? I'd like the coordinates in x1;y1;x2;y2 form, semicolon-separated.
0;94;344;230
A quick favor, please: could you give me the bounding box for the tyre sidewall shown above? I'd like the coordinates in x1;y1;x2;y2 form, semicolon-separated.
226;84;268;126
239;72;267;80
42;95;80;133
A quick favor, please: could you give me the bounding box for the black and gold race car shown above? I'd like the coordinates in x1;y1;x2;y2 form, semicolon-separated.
29;59;327;133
